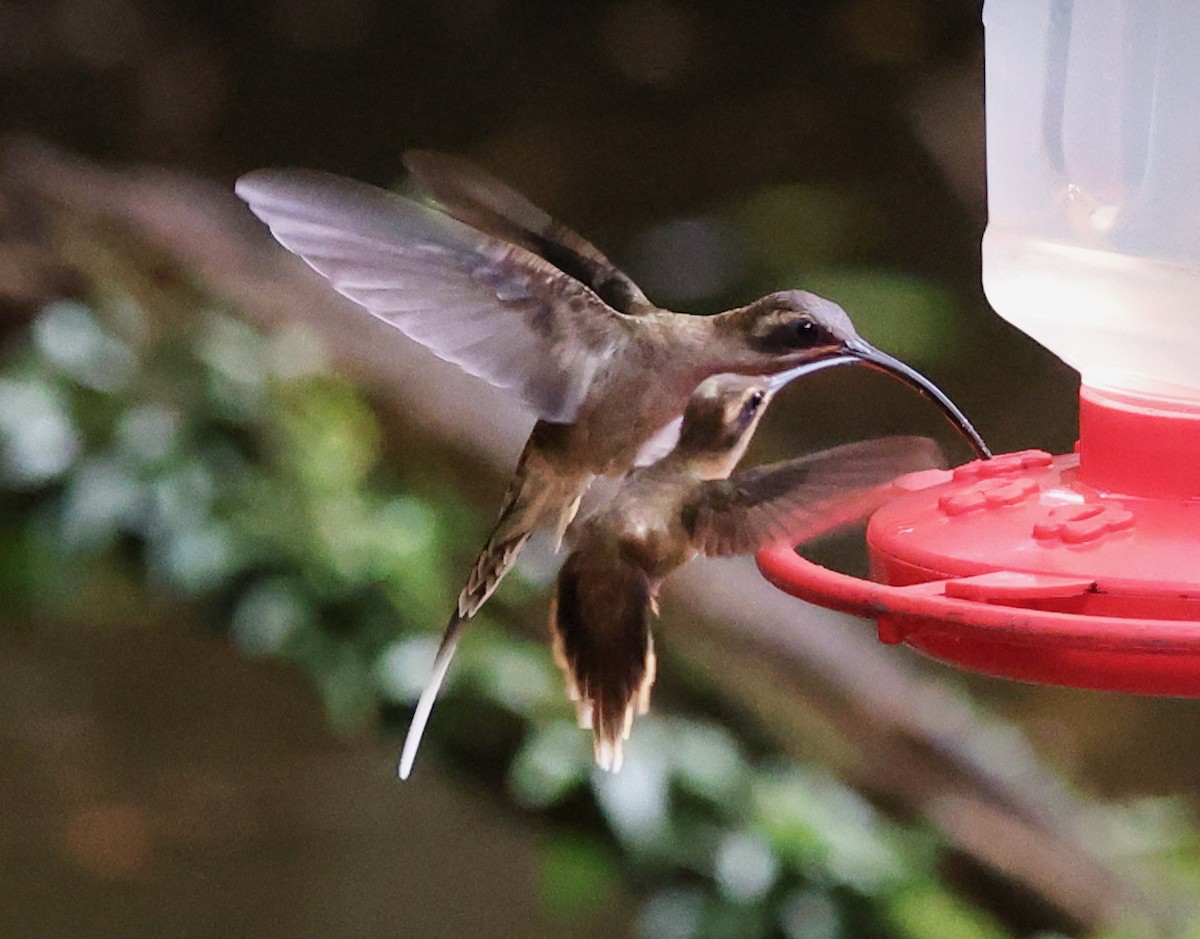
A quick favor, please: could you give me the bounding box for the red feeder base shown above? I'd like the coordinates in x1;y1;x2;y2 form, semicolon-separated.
757;386;1200;695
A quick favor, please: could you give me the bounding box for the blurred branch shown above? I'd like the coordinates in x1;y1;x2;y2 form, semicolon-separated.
0;137;1184;936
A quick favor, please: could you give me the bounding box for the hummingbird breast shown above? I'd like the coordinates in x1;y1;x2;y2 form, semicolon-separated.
563;316;715;475
586;480;695;581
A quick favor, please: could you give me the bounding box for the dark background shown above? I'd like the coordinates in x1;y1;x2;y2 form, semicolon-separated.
2;1;1197;937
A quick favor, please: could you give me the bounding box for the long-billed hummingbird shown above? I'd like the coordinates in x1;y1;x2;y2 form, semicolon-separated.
550;370;943;771
234;152;988;777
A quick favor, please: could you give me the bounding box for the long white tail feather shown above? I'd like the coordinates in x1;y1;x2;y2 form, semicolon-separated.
397;629;463;780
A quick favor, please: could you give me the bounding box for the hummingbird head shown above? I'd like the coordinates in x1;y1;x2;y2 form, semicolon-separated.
723;290;991;460
736;290;859;360
674;373;782;478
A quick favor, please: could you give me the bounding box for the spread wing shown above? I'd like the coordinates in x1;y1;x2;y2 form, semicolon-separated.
236;169;636;424
550;541;657;772
403;150;656;317
683;436;944;556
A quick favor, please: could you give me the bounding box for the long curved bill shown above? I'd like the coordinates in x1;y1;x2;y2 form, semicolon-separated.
765;356;860;392
764;346;992;460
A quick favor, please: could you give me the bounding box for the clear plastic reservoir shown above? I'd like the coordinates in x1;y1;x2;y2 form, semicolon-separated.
982;0;1200;403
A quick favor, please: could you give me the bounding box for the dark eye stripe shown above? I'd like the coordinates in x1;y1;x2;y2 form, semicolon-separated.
755;319;812;349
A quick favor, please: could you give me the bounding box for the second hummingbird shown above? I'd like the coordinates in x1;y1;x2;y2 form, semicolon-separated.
551;370;944;772
234;152;989;777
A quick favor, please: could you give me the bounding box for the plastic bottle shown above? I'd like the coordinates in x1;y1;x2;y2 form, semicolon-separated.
982;0;1200;404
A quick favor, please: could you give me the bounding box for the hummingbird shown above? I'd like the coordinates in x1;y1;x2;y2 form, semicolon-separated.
233;152;989;777
550;370;944;771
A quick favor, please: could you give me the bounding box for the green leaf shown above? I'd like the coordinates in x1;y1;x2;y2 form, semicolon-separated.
538;832;618;918
886;885;1011;939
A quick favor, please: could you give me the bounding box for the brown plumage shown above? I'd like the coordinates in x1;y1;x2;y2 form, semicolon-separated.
234;153;986;778
551;373;944;770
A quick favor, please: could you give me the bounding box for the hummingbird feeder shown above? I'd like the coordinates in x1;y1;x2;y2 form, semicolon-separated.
759;0;1200;694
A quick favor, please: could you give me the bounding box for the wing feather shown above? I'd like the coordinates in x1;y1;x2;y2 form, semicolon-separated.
236;168;633;423
683;436;944;556
403;150;655;316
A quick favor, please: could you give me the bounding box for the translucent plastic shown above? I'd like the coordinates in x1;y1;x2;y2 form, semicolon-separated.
982;0;1200;403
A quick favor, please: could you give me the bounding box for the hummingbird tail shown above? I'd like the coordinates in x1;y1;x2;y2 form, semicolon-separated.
456;528;533;622
456;448;590;620
397;614;467;780
550;548;658;773
403;445;590;779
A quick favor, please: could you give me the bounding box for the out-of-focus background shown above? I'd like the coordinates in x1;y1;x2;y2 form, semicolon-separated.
2;1;1199;937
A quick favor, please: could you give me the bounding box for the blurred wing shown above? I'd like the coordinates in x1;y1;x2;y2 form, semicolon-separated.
551;542;657;772
236;169;634;424
403;150;656;316
683;436;944;556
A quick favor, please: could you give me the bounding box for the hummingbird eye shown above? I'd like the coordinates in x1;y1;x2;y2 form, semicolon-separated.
787;318;817;343
741;390;766;421
756;315;824;351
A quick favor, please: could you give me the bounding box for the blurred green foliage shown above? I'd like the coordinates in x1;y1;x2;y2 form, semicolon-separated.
0;292;1020;938
0;292;1180;939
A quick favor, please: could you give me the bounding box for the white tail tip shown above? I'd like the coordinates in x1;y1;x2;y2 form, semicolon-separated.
397;631;462;780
